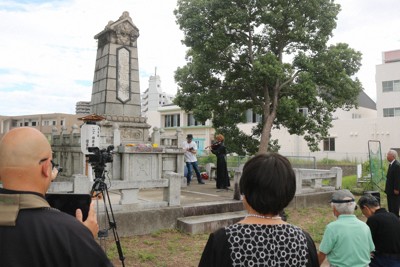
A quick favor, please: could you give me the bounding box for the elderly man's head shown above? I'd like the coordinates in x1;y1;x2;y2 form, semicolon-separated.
330;189;356;216
0;127;57;194
387;149;398;162
358;194;380;218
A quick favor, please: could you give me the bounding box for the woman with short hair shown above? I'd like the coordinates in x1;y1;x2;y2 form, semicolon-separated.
199;153;319;267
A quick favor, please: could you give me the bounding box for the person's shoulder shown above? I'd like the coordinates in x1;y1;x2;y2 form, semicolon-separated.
373;209;400;221
284;224;311;237
208;226;229;242
393;160;400;167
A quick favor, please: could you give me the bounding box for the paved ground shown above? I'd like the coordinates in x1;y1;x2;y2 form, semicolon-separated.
108;178;238;206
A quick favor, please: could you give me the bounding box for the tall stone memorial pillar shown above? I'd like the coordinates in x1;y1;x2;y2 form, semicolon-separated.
90;11;151;180
91;11;150;144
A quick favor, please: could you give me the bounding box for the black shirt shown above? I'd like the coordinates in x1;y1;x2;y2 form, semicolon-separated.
367;208;400;254
0;189;113;267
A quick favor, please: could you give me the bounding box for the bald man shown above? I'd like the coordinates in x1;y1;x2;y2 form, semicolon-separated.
0;127;113;267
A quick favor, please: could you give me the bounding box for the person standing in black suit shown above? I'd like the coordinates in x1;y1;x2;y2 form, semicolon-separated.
385;149;400;218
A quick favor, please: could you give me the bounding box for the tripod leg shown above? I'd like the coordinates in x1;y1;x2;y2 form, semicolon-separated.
94;180;125;267
95;196;108;251
103;186;125;266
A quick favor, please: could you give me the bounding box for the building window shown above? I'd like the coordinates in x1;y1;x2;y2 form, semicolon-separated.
164;114;180;127
187;114;205;126
246;109;262;123
24;122;28;126
32;121;37;126
352;113;361;119
323;138;335;151
383;107;400;117
382;80;400;92
297;108;309;116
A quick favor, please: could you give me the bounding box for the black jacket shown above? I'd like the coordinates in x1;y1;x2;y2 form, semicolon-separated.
385;160;400;195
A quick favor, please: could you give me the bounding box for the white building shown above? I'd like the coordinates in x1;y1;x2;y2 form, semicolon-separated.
156;104;213;155
141;75;175;115
376;49;400;118
141;74;175;133
75;101;91;115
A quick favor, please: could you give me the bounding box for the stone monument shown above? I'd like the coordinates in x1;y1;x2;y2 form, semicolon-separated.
90;11;150;146
51;12;184;207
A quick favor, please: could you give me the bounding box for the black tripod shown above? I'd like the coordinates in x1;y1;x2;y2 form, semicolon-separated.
91;167;125;267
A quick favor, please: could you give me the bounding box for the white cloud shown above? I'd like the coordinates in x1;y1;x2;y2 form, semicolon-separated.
332;0;400;101
0;0;186;116
0;0;399;115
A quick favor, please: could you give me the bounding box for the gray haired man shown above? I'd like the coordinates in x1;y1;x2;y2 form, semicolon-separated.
385;149;400;217
318;189;375;267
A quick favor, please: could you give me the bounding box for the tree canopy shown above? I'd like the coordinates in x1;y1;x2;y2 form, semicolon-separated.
174;0;363;155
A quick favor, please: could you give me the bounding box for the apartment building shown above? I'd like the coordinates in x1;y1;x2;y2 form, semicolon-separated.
376;49;400;118
75;101;91;115
141;74;174;116
0;113;83;140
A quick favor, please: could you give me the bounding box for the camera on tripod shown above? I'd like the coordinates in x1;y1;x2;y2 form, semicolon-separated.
87;145;114;166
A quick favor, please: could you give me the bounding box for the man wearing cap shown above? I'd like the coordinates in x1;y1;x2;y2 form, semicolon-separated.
182;134;205;185
385;149;400;217
358;194;400;267
318;189;375;267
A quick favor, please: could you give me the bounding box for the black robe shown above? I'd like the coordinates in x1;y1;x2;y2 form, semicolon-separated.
211;142;231;189
0;189;113;267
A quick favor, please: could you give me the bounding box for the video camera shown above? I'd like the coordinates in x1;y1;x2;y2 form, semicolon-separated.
88;145;114;165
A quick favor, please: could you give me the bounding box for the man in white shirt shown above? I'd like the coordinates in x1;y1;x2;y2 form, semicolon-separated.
182;134;205;185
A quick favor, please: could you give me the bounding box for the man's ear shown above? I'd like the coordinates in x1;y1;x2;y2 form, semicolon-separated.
40;160;51;178
332;205;339;217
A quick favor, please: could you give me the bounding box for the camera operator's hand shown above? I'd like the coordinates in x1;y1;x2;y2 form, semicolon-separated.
76;201;99;238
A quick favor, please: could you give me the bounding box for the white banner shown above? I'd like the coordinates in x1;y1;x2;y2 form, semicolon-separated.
80;123;100;154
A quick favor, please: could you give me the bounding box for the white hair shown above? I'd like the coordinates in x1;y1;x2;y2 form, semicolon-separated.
388;150;398;158
331;200;356;215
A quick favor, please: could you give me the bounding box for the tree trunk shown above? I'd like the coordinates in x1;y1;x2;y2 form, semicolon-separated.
259;82;279;154
258;114;274;153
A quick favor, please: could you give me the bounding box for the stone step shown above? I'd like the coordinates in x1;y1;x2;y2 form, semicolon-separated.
177;210;247;234
182;200;244;217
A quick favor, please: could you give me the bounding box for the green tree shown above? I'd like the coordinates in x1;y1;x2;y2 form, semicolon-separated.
174;0;362;155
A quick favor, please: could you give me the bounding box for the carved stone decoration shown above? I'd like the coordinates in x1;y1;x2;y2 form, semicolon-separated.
94;11;139;48
133;157;151;179
117;47;131;103
115;21;137;46
121;128;143;140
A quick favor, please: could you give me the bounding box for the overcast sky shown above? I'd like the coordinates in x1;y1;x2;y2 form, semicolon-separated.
0;0;399;116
